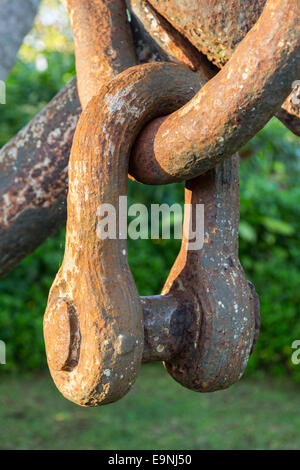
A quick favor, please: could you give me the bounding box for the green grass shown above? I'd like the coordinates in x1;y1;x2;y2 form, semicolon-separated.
0;364;299;450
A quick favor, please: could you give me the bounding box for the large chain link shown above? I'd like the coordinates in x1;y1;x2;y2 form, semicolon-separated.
43;0;298;405
44;63;258;405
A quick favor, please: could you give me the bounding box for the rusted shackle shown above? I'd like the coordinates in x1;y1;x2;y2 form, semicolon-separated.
44;63;259;406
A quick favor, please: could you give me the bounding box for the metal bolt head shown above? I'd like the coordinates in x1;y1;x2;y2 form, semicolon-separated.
44;298;73;372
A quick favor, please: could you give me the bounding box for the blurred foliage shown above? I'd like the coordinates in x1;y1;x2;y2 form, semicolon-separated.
0;0;299;382
0;0;74;146
239;122;300;380
0;51;75;147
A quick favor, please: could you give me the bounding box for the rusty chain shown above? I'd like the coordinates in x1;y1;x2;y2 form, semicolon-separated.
44;0;300;406
44;0;297;405
0;0;298;405
130;0;300;184
43;63;201;405
0;0;299;280
44;62;259;405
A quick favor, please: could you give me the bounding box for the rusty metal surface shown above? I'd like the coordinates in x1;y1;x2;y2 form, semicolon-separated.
276;84;300;137
0;0;299;279
0;78;81;278
128;0;209;72
248;281;261;355
0;0;275;404
148;0;266;68
0;0;41;80
63;0;137;108
131;0;300;184
0;15;209;280
163;154;256;391
145;0;299;137
0;0;297;406
44;62;207;406
0;0;137;279
141;295;184;362
44;63;259;405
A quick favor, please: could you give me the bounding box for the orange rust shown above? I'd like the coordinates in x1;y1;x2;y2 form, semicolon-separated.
63;0;137;108
43;63;203;406
147;0;266;68
276;83;300;136
163;154;256;391
44;63;258;405
145;0;298;136
0;78;81;278
131;0;300;184
128;0;208;72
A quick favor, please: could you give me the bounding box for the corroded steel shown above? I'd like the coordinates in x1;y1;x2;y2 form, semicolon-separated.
163;154;255;391
0;78;80;278
130;0;300;184
128;0;207;72
43;63;205;406
44;63;258;405
0;0;137;279
147;0;266;68
141;294;184;363
0;0;296;403
276;84;300;137
144;0;299;137
62;0;137;108
0;0;299;279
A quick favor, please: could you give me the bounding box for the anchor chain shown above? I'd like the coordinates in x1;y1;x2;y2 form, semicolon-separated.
43;0;299;405
44;63;258;405
0;0;299;280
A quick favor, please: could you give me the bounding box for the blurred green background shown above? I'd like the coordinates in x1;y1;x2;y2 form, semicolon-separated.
0;0;299;450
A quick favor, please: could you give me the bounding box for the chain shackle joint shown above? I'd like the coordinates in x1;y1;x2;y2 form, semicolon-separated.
44;63;259;406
